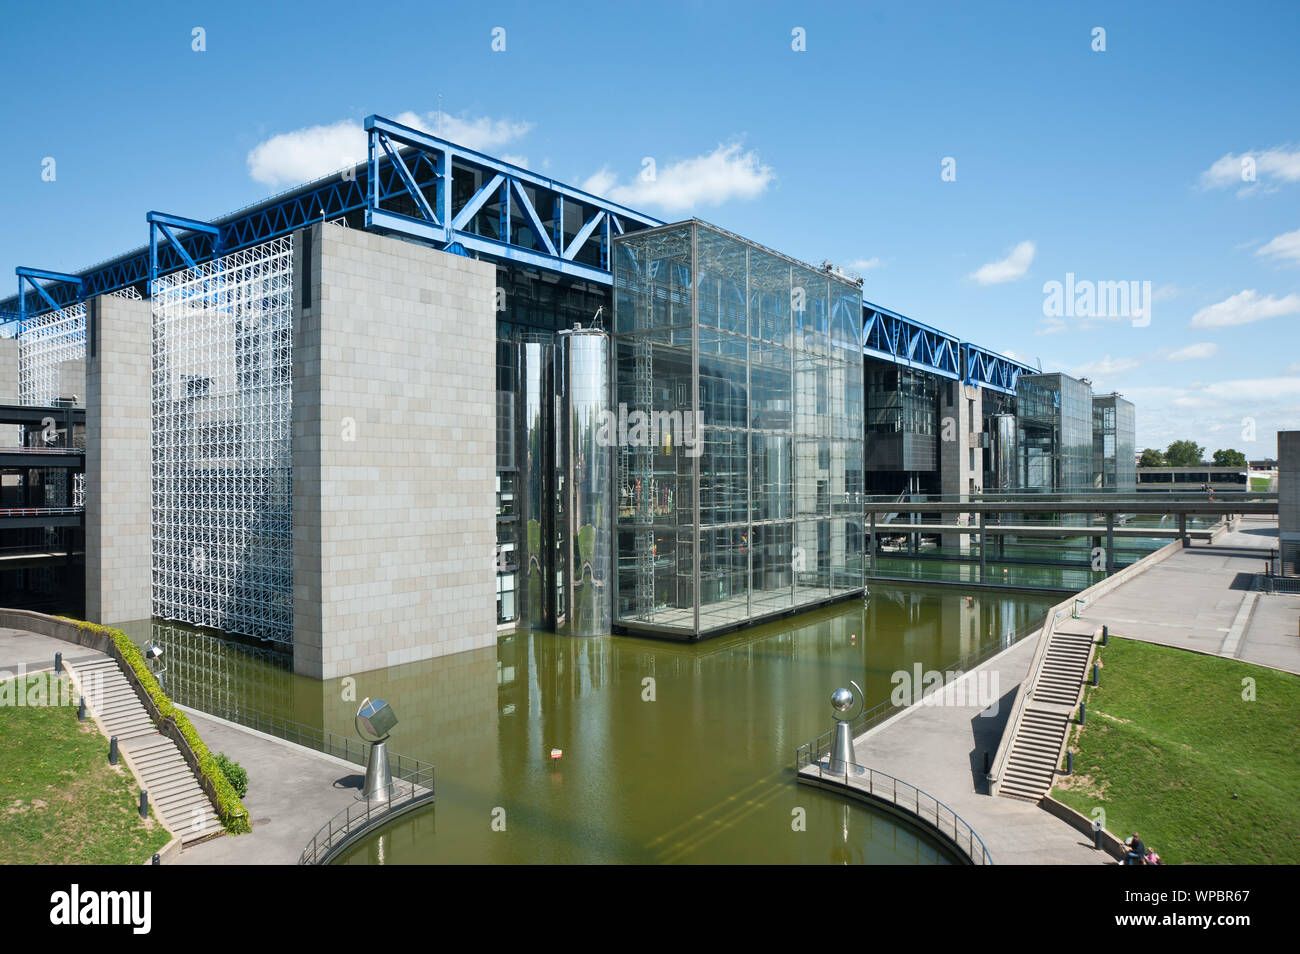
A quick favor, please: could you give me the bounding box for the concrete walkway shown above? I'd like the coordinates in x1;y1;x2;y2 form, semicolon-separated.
829;634;1107;865
0;627;105;673
1081;517;1300;674
173;708;366;865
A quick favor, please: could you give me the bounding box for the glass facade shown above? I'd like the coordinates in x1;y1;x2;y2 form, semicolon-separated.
1014;372;1094;493
1092;393;1136;489
864;358;939;474
612;221;865;637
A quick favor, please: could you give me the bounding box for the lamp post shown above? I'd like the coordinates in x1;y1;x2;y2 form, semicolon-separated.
355;698;398;803
144;643;166;690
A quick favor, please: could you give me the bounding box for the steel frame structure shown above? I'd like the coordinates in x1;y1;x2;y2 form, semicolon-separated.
364;114;664;284
862;301;960;380
1;114;1034;393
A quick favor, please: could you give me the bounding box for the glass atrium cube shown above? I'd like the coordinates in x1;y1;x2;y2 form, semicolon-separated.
612;220;865;637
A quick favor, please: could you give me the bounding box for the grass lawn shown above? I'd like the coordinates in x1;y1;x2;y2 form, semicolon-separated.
0;673;172;864
1052;637;1300;864
1249;476;1273;492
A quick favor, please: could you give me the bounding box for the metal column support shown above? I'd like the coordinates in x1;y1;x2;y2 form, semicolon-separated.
869;511;877;573
147;212;222;294
15;267;82;334
1106;512;1115;573
978;512;986;583
1178;512;1188;548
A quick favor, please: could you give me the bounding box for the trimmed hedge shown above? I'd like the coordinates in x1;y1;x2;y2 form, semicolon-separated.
64;619;252;835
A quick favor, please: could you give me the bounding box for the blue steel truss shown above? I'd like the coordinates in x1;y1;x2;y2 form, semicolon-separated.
15;267;82;331
364;115;663;285
147;212;222;293
862;301;960;380
960;341;1031;394
0;113;1036;395
860;300;1032;394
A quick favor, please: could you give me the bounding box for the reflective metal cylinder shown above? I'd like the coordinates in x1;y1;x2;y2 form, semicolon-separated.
517;335;555;631
994;413;1019;491
554;327;613;636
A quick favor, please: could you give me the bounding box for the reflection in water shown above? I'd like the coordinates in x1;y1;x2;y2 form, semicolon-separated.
118;582;1055;864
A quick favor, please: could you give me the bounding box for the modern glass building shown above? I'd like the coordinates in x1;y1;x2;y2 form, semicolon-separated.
610;221;865;637
1014;372;1094;493
1092;392;1136;489
863;360;939;486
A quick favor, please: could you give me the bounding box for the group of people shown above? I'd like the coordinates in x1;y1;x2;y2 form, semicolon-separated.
1123;832;1163;866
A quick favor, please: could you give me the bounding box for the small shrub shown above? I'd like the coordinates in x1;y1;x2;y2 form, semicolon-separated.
214;752;249;798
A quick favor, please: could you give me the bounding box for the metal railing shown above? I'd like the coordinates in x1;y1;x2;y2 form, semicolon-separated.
173;689;437;864
175;688;380;766
794;633;1026;769
297;753;436;865
800;759;992;865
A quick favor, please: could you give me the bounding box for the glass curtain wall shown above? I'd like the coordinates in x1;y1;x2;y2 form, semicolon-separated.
1092;393;1136;489
1015;372;1094;493
612;220;864;637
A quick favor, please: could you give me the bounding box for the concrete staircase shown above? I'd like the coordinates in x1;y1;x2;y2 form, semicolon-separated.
68;657;222;845
995;621;1098;803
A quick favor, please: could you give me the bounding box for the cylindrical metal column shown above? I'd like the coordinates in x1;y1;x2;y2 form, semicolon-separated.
554;327;613;636
517;335;555;631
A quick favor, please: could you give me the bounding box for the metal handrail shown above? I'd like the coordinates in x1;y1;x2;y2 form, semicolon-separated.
801;759;992;865
793;632;1025;769
298;758;436;865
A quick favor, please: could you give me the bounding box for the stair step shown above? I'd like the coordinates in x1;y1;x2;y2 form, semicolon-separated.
156;787;210;813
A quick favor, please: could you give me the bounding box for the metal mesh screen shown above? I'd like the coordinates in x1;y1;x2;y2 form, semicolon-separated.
150;237;294;642
18;302;86;409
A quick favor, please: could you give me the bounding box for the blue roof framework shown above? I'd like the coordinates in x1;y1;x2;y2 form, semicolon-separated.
1;113;1034;392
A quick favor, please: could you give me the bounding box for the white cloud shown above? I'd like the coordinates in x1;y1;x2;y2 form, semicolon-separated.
586;143;775;212
969;241;1035;285
398;112;533;153
1167;342;1219;361
246;110;534;187
1179;377;1300;404
579;167;618;197
247;120;365;186
1153;283;1180;302
845;257;881;272
1287;362;1300;374
1035;317;1067;335
1072;354;1140;377
1199;146;1300;194
1188;289;1300;327
1256;228;1300;266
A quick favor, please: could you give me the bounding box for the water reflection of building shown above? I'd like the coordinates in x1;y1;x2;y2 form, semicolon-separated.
141;620;293;717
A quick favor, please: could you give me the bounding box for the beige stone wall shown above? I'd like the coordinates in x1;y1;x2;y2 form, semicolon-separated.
292;224;498;679
84;294;153;624
940;382;984;550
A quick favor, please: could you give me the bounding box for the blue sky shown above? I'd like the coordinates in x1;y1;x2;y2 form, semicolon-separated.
3;0;1298;457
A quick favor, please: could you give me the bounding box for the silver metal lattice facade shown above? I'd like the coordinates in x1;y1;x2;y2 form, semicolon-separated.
150;237;294;642
19;302;86;410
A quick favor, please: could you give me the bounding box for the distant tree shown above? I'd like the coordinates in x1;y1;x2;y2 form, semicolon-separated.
1164;440;1205;467
1212;448;1248;468
1138;448;1165;467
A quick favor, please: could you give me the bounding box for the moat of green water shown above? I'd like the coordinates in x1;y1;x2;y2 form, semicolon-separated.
121;582;1057;864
